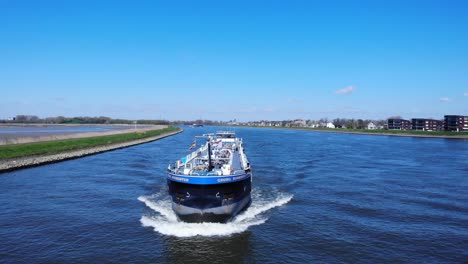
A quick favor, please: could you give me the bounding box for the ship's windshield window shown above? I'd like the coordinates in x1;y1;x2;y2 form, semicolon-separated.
219;134;234;138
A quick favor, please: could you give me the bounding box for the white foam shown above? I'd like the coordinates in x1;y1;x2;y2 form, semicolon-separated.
138;189;293;237
138;195;177;222
233;192;293;222
140;215;266;237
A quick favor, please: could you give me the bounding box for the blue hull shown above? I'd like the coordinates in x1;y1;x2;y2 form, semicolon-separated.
167;176;252;223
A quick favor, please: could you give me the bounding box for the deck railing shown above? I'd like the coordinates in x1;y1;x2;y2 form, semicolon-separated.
184;143;208;165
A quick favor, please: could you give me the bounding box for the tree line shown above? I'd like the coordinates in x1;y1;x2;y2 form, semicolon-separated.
2;115;171;125
2;115;390;128
330;118;386;129
1;115;226;126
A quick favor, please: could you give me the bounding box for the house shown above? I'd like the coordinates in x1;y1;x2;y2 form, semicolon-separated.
444;115;468;131
411;118;443;131
387;118;411;130
293;119;306;127
367;122;377;130
326;122;335;129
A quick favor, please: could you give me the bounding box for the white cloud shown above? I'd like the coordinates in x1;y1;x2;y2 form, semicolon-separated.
439;97;450;102
334;86;357;94
464;92;468;96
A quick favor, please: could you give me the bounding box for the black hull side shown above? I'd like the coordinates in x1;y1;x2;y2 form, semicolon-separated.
167;176;252;223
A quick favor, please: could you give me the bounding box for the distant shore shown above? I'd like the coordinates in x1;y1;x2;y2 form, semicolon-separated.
303;128;468;139
245;126;468;139
0;126;182;173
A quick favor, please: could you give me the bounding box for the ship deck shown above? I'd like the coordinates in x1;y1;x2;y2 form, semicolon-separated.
169;131;249;177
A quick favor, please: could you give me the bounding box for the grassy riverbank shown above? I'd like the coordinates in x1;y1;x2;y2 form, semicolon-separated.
242;126;468;138
0;126;180;160
299;127;468;137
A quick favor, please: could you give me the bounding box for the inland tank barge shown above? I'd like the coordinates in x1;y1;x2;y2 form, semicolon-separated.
167;131;252;223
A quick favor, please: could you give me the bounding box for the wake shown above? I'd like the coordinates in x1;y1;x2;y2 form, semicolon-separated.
138;189;293;237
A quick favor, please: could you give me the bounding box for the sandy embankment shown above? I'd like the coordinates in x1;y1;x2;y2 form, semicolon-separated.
0;124;166;145
0;125;183;172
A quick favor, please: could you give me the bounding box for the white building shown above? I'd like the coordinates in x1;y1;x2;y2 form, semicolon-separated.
326;122;335;129
367;122;377;130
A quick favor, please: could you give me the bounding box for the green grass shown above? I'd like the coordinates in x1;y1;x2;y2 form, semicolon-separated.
242;125;468;137
299;127;468;136
0;126;180;160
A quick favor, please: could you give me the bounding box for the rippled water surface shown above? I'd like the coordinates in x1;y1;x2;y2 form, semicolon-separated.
1;126;467;263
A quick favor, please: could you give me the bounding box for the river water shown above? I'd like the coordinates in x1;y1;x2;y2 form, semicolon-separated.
1;126;467;263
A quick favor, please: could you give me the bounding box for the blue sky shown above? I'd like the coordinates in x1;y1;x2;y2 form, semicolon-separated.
1;0;467;121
